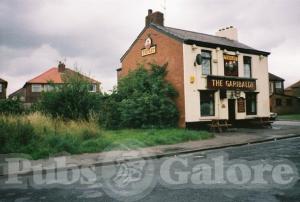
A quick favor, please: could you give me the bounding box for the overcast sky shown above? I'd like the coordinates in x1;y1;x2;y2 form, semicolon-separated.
1;0;300;94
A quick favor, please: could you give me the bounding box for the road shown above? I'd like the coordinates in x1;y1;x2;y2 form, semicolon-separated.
0;122;300;202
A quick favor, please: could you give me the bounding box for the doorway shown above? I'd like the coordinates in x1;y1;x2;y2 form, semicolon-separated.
228;99;236;123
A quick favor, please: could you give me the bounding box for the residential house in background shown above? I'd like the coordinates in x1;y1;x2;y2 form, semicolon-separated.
9;62;101;104
118;9;271;128
269;73;300;114
285;80;300;98
0;78;8;99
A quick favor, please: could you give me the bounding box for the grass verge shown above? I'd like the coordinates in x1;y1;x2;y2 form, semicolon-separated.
278;114;300;121
0;113;213;160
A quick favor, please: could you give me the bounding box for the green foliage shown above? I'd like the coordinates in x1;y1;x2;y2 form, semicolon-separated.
38;71;102;120
0;99;25;115
100;63;179;129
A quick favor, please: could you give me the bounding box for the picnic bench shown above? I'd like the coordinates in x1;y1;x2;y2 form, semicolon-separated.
208;119;232;133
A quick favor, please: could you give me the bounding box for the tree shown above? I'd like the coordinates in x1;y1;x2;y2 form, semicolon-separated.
38;71;102;120
100;63;179;129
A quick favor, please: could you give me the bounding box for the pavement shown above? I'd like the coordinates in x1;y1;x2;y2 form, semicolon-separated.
1;120;300;177
0;122;300;201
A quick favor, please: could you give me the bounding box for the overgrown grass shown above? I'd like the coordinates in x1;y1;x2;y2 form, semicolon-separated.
278;114;300;121
0;113;213;160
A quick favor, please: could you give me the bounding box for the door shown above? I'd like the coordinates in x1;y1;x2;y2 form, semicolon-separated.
228;99;236;122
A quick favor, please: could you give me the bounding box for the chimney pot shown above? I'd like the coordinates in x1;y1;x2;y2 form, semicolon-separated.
145;9;164;27
58;61;66;72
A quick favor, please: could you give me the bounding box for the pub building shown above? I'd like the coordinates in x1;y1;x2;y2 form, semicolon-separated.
118;9;271;128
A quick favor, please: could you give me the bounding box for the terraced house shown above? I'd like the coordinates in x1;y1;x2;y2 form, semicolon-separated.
118;10;271;128
0;78;8;99
9;62;101;105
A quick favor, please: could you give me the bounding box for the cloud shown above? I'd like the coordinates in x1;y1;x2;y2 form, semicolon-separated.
0;0;300;94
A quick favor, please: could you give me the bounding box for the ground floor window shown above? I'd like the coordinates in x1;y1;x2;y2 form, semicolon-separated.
276;98;282;106
246;92;257;115
200;91;215;116
286;99;293;106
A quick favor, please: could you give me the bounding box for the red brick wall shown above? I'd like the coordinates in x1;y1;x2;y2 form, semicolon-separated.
120;27;186;127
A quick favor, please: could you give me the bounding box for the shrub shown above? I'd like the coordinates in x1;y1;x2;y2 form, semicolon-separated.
99;63;179;129
0;99;24;115
38;71;102;121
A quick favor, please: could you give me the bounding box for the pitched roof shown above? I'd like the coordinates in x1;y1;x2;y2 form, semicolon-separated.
285;80;300;91
26;67;100;85
8;88;25;98
0;78;7;84
0;78;8;88
269;73;285;81
121;23;270;61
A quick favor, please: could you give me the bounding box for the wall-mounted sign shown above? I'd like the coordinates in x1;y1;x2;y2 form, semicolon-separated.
142;37;156;57
207;75;256;91
237;97;245;113
224;54;238;76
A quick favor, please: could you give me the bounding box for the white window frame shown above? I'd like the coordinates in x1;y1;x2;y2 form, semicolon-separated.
31;84;42;92
89;84;97;92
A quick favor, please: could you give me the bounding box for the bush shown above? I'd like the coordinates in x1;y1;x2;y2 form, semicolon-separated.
0;99;24;115
0;117;36;153
38;71;102;121
99;63;179;129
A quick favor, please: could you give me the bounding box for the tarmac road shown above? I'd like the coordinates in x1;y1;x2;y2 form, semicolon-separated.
0;122;300;202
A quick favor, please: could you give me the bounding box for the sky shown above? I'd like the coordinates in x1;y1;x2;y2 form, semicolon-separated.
1;0;300;94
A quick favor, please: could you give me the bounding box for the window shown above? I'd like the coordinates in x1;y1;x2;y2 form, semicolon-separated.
275;82;282;89
89;84;97;92
246;93;257;115
243;56;252;78
44;84;54;92
0;83;2;93
31;84;42;92
200;91;215;116
276;99;282;106
201;51;212;75
224;54;238;76
286;99;293;106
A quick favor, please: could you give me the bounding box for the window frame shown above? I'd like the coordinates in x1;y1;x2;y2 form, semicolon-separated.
246;92;257;115
31;84;42;93
276;98;282;106
243;56;252;78
224;54;239;77
201;50;212;75
89;84;97;92
200;90;215;117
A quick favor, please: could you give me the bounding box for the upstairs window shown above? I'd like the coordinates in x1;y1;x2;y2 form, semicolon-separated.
89;84;97;92
31;84;42;93
275;81;284;94
243;56;252;78
246;92;257;115
201;50;212;75
224;54;238;76
200;91;215;116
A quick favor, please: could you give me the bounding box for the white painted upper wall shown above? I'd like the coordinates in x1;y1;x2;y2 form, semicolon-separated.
183;44;270;122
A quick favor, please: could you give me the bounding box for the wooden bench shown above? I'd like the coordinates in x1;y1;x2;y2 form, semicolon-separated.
208;119;232;133
259;117;273;128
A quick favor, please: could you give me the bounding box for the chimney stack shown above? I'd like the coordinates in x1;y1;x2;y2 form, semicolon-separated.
216;26;238;41
145;9;164;27
58;61;66;72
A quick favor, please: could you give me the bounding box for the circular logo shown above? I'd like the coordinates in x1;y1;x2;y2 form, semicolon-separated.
144;37;152;49
101;139;156;201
